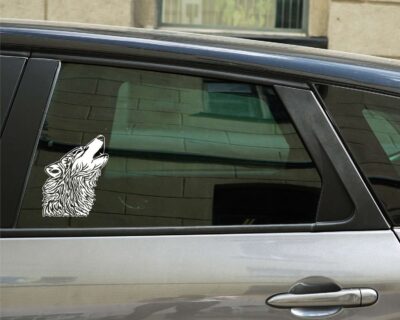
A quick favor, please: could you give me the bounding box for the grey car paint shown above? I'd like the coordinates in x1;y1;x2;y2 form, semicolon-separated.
1;22;400;320
1;231;400;319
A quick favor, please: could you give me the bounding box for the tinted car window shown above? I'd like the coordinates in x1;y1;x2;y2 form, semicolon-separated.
18;63;321;228
0;56;26;131
318;85;400;225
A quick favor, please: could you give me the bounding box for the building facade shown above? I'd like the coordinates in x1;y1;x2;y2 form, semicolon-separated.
1;0;399;58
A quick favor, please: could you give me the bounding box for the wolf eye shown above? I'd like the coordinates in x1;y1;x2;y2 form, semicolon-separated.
51;169;60;174
70;148;82;156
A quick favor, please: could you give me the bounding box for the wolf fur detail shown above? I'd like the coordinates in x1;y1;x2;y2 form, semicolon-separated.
42;135;109;217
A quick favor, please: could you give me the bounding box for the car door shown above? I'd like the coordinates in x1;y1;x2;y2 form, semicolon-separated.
1;53;400;320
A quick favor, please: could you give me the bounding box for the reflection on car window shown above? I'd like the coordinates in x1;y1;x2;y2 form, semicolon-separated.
363;109;400;166
18;63;321;228
318;84;400;226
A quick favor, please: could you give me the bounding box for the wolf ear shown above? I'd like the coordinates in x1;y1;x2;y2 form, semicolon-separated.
45;164;62;178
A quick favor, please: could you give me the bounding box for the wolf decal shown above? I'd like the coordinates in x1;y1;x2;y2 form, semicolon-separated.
42;135;109;217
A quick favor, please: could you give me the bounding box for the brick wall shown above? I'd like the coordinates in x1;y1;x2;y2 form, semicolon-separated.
19;63;321;228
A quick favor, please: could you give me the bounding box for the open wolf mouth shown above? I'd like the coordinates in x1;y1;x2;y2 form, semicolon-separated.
86;134;107;161
93;135;106;159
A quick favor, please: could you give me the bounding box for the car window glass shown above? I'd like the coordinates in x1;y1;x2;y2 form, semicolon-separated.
18;63;321;228
317;84;400;226
363;109;400;167
0;56;26;131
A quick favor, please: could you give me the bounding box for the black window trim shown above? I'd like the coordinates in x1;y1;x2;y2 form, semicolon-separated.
311;83;400;227
0;55;27;135
31;52;400;98
31;51;309;90
0;52;390;238
276;86;389;231
1;58;61;229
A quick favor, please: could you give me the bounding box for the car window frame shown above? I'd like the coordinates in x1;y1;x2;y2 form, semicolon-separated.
0;55;27;134
0;50;390;237
312;83;400;227
1;58;61;229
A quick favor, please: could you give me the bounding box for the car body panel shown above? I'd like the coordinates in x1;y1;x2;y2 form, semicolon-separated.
2;231;400;319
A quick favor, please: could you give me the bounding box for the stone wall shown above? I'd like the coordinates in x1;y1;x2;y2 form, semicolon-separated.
0;0;133;26
327;0;400;59
1;0;398;59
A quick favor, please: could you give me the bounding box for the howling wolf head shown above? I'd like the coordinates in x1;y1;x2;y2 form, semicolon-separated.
42;135;109;217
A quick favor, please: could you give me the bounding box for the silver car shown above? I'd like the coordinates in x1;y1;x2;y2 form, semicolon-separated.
1;21;400;320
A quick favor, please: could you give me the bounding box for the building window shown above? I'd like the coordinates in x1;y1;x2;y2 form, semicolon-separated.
159;0;307;32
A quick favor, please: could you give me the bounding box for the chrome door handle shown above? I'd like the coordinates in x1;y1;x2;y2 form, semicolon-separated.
267;288;378;308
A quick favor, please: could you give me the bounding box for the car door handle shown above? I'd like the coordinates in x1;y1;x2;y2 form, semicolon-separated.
267;288;378;308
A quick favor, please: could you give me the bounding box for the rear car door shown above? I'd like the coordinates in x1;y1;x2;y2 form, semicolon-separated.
1;50;400;320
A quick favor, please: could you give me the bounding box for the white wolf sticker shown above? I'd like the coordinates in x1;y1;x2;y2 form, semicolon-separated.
42;135;109;217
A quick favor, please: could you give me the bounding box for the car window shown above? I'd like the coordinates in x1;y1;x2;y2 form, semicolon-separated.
317;84;400;226
17;63;321;228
